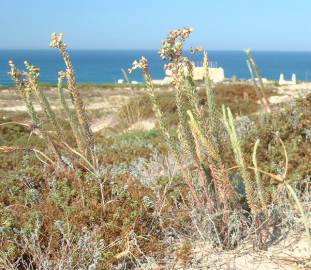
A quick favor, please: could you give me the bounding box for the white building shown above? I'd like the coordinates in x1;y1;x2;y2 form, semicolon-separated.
279;73;297;85
153;62;225;85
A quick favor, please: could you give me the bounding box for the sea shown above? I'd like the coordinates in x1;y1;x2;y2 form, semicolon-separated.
1;50;311;85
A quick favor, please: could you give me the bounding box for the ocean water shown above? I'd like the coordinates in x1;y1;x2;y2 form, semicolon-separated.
0;50;311;85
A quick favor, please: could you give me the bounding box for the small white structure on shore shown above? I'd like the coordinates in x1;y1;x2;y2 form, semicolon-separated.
279;73;297;85
153;62;225;85
253;77;269;84
191;66;225;82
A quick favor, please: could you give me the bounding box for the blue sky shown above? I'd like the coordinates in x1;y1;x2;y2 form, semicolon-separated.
0;0;310;50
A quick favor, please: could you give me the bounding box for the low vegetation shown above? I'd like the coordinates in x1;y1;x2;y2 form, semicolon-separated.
0;28;310;269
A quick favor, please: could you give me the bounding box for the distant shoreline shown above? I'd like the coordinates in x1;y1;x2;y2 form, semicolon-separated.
2;49;311;52
1;50;311;84
1;79;311;90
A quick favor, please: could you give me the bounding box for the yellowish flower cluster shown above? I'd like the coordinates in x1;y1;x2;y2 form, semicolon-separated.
8;60;22;84
158;27;193;61
49;32;66;48
128;56;148;74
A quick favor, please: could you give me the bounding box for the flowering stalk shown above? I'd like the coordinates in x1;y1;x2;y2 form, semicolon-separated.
223;105;257;213
129;56;203;209
129;57;173;150
24;61;64;138
252;139;267;209
50;33;96;166
57;71;86;154
158;28;238;218
245;49;271;113
8;61;64;166
8;61;40;126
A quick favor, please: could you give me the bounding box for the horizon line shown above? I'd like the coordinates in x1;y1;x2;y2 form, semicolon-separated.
1;48;311;52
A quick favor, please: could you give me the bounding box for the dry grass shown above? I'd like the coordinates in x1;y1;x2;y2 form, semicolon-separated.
0;28;310;269
117;83;277;129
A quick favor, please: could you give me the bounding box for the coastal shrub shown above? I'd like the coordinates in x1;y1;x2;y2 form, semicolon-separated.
1;27;311;269
118;83;276;129
129;27;311;250
1;33;166;269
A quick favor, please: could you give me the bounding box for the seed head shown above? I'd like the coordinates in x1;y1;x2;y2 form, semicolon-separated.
50;32;66;48
128;56;148;74
158;27;193;61
58;70;66;80
24;61;40;82
203;51;209;70
8;60;20;81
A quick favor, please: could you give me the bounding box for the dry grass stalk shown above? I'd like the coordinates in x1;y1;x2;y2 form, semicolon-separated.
130;28;247;245
223;105;258;213
57;71;86;154
8;61;64;165
245;48;271;113
50;33;97;166
129;56;204;209
24;61;64;138
252;139;268;209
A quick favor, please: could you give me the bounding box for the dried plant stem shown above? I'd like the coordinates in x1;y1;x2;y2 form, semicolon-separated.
9;61;64;165
187;111;218;160
229;162;311;256
278;136;311;257
61;142;97;176
57;71;86;154
37;88;62;134
245;49;271;113
25;63;63;138
0;145;55;165
202;52;237;221
284;183;311;257
252;139;267;208
203;51;219;137
50;33;96;166
223;105;257;213
24;92;40;127
247;60;267;111
129;57;203;209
